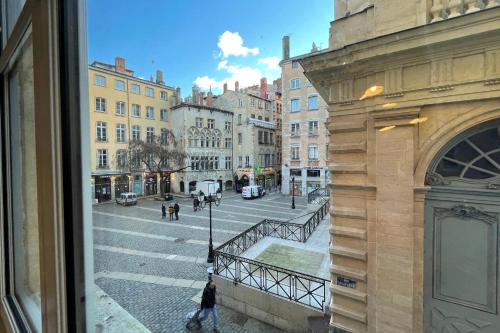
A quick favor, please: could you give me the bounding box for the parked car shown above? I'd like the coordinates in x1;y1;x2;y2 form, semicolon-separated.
116;192;138;206
242;185;265;199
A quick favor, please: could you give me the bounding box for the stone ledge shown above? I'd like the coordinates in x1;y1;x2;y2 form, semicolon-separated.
331;285;367;303
330;245;367;261
330;226;367;240
330;321;360;333
328;121;366;134
330;142;366;153
329;163;367;174
331;305;367;324
331;206;367;219
330;265;367;282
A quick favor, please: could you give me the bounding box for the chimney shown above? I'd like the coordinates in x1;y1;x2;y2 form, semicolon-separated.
260;78;267;99
156;70;164;85
223;82;228;93
207;91;214;106
235;81;239;92
282;36;290;60
115;56;126;73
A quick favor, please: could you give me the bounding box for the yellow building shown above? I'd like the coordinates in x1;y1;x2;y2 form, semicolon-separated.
88;57;179;202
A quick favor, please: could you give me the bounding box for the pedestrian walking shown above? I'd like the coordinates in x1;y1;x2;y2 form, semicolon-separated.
168;204;174;221
193;197;199;212
174;202;180;220
198;280;220;332
161;204;166;219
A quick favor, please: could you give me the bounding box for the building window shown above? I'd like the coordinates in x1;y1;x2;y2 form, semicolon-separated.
308;145;319;160
161;128;168;144
250;98;255;106
292;61;299;69
160;91;168;100
238;99;243;107
95;97;106;112
308;95;318;110
309;120;319;135
225;156;232;170
97;149;108;168
115;79;126;91
258;116;262;120
307;169;321;178
116;150;127;168
238;133;242;144
270;133;274;145
207;119;215;129
251;114;255;119
116;124;126;143
225;121;231;131
291;123;300;136
196;117;203;128
116;101;126;115
290;168;302;176
132;125;141;141
265;117;269;122
290;78;300;89
264;132;269;144
258;131;263;144
160;108;168;121
145;87;154;97
225;137;232;148
291;98;300;112
214;157;219;170
245;156;250;167
131;83;140;94
238;156;243;167
291;146;300;160
146;106;154;119
146;127;154;143
96;121;107;142
132;104;141;117
95;74;106;86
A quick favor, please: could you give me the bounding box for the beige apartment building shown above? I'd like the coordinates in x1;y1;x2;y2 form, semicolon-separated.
88;57;179;202
169;103;234;194
281;39;330;197
214;82;278;191
300;1;500;333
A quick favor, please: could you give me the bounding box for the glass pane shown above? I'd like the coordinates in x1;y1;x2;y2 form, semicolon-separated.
6;0;27;36
435;159;463;178
8;35;41;329
463;168;492;179
473;158;499;174
469;128;500;153
445;140;478;163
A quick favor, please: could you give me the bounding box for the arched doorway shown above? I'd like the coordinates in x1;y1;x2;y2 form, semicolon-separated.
424;120;500;332
225;180;233;190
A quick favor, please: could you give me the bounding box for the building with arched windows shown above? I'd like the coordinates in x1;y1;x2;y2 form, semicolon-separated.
170;103;234;194
300;2;500;332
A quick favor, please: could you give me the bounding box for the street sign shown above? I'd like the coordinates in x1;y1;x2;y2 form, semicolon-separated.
337;276;356;289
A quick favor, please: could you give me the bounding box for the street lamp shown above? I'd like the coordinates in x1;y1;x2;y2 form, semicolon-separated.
291;177;296;209
204;183;222;264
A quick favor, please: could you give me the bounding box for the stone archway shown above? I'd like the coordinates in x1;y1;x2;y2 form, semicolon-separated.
423;119;500;333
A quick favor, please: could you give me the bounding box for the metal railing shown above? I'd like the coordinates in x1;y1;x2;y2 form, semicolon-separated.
307;187;330;204
214;200;329;311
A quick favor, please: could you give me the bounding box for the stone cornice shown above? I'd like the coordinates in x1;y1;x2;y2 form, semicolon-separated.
371;107;421;128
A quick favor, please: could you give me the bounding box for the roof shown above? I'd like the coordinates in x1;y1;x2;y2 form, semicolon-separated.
171;103;233;115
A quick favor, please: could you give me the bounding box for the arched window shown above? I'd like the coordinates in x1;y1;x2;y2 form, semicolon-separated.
188;127;199;147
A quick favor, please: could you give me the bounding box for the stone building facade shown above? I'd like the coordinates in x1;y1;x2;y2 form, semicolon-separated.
88;57;179;202
214;84;278;191
301;2;500;333
169;103;234;194
281;39;330;197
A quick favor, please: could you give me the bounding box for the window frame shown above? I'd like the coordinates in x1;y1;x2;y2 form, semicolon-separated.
114;79;126;91
290;78;300;89
308;95;318;110
145;86;154;97
290;98;300;112
130;83;140;94
94;74;106;86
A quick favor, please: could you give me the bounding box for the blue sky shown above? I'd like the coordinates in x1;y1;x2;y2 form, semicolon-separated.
87;0;333;97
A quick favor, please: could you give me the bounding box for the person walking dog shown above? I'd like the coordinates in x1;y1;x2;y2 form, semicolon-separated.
198;280;220;332
174;202;180;220
168;204;174;221
161;204;166;219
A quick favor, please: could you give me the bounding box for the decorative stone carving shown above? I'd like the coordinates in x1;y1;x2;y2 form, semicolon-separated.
430;0;445;22
485;51;500;80
487;182;500;189
431;59;453;88
447;0;463;18
465;0;483;14
486;0;500;8
435;204;496;224
425;172;451;186
384;68;403;95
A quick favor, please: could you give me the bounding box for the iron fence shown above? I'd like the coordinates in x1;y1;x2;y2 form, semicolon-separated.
214;200;330;311
307;187;330;204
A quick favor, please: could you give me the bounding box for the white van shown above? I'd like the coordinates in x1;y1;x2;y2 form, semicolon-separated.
116;192;138;206
242;185;265;199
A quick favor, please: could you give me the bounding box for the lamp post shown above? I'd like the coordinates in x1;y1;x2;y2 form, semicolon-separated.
203;183;222;264
291;177;296;209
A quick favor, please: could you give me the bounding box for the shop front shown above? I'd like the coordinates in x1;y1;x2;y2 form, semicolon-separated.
144;173;157;196
132;174;142;195
235;173;250;192
160;172;171;194
94;176;112;203
114;174;130;198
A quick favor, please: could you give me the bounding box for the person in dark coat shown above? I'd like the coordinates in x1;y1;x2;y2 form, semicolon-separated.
193;197;199;211
198;280;219;332
161;204;166;219
174;202;180;220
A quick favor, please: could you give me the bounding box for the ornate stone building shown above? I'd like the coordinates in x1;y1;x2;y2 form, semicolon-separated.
300;2;500;332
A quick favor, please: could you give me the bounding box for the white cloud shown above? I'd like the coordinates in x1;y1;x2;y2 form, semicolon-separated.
217;60;228;70
217;31;259;58
258;56;280;71
193;76;222;91
194;63;263;93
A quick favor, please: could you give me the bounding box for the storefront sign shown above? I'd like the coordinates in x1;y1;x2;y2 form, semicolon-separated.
337;276;356;289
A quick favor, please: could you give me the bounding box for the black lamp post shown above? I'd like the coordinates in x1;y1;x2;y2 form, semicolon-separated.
203;183;222;264
291;177;296;209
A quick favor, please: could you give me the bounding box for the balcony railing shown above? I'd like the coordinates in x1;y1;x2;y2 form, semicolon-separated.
214;201;329;311
430;0;498;23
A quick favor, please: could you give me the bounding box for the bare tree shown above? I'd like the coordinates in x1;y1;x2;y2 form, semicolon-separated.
116;130;187;197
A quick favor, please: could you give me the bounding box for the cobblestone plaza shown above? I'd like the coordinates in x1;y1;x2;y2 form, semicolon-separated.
92;192;309;332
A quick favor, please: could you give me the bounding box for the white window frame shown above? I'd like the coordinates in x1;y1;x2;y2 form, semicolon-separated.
308;120;319;135
131;83;140;94
132;104;141;117
116;101;126;116
308;95;318;110
95;74;106;86
96;121;107;142
290;78;300;89
308;145;319;160
132;125;141;141
95;97;106;112
291;98;300;112
291;145;300;160
116;124;126;143
146;127;155;143
115;79;126;91
145;86;154;97
97;149;109;168
160;108;168;121
146;106;154;119
160;90;168;100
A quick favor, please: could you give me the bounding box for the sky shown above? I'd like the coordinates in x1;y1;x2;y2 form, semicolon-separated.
87;0;333;97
